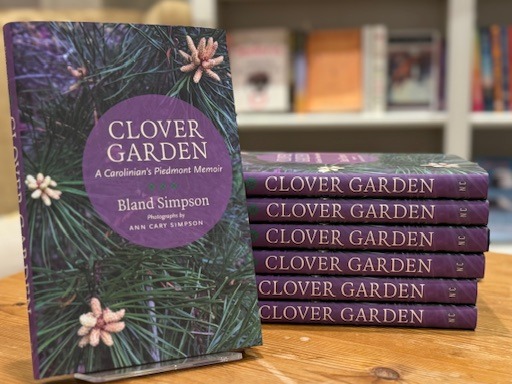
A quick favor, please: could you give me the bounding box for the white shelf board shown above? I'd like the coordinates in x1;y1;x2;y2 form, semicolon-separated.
236;111;447;130
471;112;512;128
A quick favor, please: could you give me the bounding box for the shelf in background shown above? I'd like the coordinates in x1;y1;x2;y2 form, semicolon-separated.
236;111;447;130
471;112;512;128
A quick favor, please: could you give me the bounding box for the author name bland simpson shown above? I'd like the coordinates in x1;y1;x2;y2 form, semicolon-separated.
117;196;210;212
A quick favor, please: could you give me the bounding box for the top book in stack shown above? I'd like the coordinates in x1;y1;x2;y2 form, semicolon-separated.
242;152;488;199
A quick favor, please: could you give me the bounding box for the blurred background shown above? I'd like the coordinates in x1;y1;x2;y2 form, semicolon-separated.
0;0;510;277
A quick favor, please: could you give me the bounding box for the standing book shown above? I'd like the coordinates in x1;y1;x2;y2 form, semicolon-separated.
4;21;262;379
242;152;489;199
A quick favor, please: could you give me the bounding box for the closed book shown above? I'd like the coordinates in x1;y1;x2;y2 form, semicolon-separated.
4;21;262;379
305;28;362;112
501;25;510;110
247;198;489;225
259;301;477;329
250;224;489;252
253;250;486;279
257;276;477;304
490;24;504;111
480;27;494;111
229;28;290;112
472;31;484;111
242;152;488;199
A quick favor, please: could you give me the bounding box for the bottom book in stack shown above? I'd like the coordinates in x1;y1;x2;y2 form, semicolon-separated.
253;250;485;329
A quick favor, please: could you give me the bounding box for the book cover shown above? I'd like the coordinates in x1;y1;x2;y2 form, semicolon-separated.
242;152;489;199
253;250;486;279
247;198;489;225
257;276;477;304
228;28;290;112
305;28;362;112
259;301;477;329
293;30;308;113
387;30;440;110
4;21;262;379
250;224;489;252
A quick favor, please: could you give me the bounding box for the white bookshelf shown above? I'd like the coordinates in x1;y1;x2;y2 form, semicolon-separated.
237;112;447;129
192;0;511;160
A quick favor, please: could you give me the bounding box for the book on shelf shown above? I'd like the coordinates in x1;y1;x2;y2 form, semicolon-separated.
246;197;489;225
363;24;388;113
250;223;489;252
4;21;262;379
259;301;477;329
228;27;291;112
490;24;505;111
292;29;308;113
305;28;362;112
472;31;484;112
500;25;510;110
479;26;494;111
242;152;489;199
387;30;440;111
253;250;486;279
257;275;477;304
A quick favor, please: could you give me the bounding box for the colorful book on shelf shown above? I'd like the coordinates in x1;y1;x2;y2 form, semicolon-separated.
242;152;489;199
387;30;440;110
250;223;489;252
259;301;477;329
4;21;262;379
305;28;362;112
490;24;504;111
246;198;489;225
257;276;477;304
228;27;290;112
480;26;494;111
253;250;486;279
508;26;512;110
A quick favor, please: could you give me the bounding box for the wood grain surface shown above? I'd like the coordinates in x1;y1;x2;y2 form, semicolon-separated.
0;252;510;384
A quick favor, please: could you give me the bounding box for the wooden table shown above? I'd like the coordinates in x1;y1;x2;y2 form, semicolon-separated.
0;252;511;384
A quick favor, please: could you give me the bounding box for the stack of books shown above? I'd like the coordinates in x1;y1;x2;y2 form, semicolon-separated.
242;152;489;329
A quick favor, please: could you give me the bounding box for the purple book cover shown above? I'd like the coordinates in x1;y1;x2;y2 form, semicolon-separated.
253;250;486;278
257;275;477;304
247;197;489;225
4;22;262;379
250;224;489;252
259;301;477;329
242;152;488;199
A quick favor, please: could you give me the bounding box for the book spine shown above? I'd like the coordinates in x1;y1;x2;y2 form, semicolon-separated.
253;250;486;279
3;23;40;379
508;26;512;109
257;276;477;304
480;27;494;111
250;224;489;252
372;25;387;112
501;25;510;110
243;172;489;199
258;301;477;329
490;24;504;111
472;31;484;111
247;198;489;225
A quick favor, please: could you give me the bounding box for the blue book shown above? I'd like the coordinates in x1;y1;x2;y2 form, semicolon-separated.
480;27;494;111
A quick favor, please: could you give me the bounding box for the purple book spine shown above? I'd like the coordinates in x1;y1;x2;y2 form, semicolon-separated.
259;301;477;329
250;224;489;252
244;172;489;199
3;24;40;378
256;276;477;304
247;198;489;225
253;250;486;278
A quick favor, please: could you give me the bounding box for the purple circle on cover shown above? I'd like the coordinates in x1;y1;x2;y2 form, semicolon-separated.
83;94;232;249
256;153;378;164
